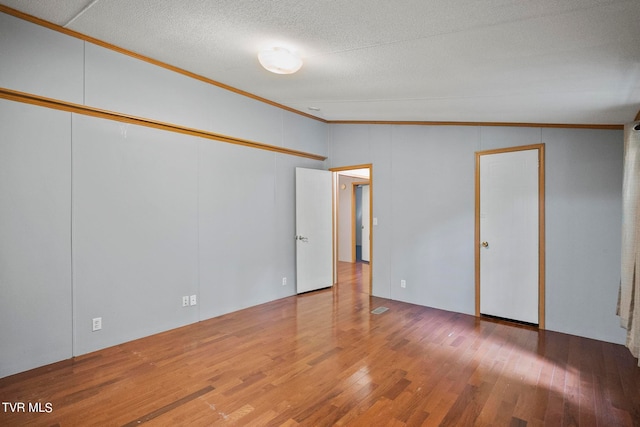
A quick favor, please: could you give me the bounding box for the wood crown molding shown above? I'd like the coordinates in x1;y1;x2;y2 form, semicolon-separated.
329;120;623;130
0;88;326;161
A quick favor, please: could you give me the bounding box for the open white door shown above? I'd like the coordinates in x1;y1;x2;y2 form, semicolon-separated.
361;185;370;262
479;148;540;324
295;167;333;293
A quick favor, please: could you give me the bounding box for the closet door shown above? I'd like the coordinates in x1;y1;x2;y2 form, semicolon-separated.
478;146;543;325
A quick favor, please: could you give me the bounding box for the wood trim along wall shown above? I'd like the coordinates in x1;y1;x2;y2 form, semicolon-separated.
635;110;640;122
0;5;626;131
367;166;373;295
332;173;337;287
0;88;326;161
474;144;546;329
538;145;546;329
330;120;623;130
0;5;326;124
475;154;481;319
330;164;373;173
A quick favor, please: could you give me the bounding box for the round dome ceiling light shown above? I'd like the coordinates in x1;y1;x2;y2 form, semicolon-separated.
258;47;302;74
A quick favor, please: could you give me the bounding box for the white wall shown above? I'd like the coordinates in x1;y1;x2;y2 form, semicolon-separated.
71;116;201;355
329;124;626;344
0;12;327;377
0;12;83;103
0;100;73;377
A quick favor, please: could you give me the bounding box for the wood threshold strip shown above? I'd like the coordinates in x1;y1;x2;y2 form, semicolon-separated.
0;88;327;161
120;385;215;427
0;5;327;124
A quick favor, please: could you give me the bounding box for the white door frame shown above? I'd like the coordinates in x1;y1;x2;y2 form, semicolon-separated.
475;144;545;328
331;164;373;294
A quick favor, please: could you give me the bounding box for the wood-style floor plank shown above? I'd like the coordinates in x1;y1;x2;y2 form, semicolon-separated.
1;261;639;426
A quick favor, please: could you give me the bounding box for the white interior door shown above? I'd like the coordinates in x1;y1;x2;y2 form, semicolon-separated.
361;184;370;262
295;167;333;293
480;149;539;324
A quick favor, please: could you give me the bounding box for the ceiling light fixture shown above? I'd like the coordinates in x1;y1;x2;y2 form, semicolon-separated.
258;47;302;74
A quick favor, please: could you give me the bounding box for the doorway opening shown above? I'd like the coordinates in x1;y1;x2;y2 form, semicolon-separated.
331;164;372;295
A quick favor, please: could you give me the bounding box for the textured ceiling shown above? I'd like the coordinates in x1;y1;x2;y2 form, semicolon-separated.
2;0;639;124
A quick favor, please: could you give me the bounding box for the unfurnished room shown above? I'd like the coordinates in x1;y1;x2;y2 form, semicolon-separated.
1;1;640;426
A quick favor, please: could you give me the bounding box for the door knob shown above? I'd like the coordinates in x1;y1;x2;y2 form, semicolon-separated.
481;241;489;248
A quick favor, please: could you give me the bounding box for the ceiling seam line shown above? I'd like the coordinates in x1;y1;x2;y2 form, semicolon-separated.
64;0;101;28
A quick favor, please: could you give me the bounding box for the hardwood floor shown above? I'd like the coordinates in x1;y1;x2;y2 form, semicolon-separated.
1;261;639;426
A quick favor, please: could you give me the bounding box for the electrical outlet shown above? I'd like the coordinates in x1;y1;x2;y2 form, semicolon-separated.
282;277;287;286
190;294;197;306
400;280;406;288
92;317;102;331
182;296;189;307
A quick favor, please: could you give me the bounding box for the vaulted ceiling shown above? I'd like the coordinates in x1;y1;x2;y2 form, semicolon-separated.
2;0;639;124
